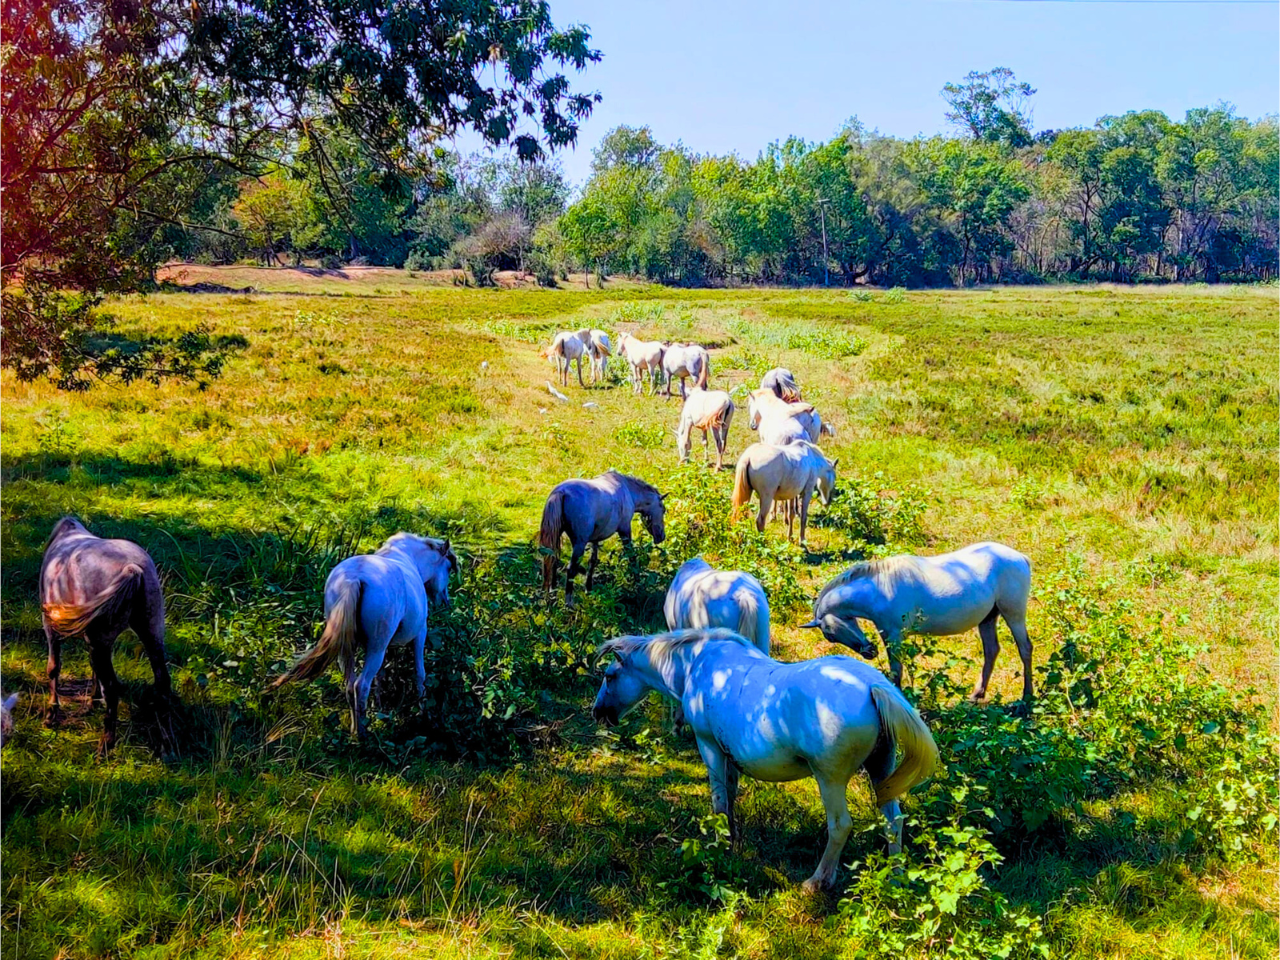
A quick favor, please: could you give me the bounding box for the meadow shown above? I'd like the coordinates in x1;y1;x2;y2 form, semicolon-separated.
1;272;1276;959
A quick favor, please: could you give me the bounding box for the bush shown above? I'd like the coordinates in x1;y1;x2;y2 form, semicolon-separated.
813;472;929;547
882;286;907;304
725;316;867;359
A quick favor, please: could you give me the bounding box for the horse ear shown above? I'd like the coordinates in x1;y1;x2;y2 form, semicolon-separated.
831;458;839;468
799;619;821;629
442;538;451;552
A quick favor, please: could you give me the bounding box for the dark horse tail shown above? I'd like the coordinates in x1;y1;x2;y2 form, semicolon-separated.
43;564;143;637
539;489;565;592
697;354;710;389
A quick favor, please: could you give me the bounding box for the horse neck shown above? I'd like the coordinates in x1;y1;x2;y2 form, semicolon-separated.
634;644;691;702
621;476;657;512
818;576;879;619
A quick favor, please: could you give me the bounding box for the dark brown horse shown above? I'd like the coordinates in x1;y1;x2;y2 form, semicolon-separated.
40;518;173;755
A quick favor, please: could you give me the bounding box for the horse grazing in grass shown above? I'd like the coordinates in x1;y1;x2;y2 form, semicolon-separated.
539;470;666;603
593;628;938;892
0;693;17;749
617;333;665;395
676;388;735;470
40;517;174;756
747;389;834;446
576;328;613;384
761;368;802;402
662;343;710;399
664;558;770;654
270;533;458;737
542;331;587;387
732;441;837;545
803;542;1034;704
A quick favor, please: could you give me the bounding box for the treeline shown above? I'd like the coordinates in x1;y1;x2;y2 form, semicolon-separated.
179;71;1278;287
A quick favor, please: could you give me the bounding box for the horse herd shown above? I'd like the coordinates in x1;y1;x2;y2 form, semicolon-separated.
9;333;1037;893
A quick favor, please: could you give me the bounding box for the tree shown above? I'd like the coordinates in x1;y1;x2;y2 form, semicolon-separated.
943;68;1036;148
2;0;601;385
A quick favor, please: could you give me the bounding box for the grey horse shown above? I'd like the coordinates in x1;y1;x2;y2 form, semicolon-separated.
40;517;173;755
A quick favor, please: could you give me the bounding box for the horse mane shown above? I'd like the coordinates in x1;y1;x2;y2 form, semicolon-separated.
816;556;913;603
600;627;752;669
612;471;660;499
380;532;450;556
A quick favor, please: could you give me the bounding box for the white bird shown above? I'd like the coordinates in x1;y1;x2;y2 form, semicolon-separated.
582;401;599;409
546;381;569;402
480;360;489;373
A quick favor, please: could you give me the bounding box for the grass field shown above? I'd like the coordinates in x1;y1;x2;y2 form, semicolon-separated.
2;271;1276;959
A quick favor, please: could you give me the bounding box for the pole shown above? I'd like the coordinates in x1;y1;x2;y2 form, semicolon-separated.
817;198;830;287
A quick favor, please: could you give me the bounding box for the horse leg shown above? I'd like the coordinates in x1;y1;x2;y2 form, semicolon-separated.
803;771;854;892
413;630;428;701
86;630;124;756
131;598;175;756
1004;613;1034;705
713;427;725;471
882;629;904;688
695;735;738;842
970;610;1001;702
576;355;585;387
799;489;813;547
44;619;63;725
353;641;389;739
756;493;771;533
585;542;601;590
865;734;904;854
564;541;586;603
701;427;710;465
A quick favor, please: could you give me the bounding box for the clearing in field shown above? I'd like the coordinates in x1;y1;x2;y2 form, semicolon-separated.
1;272;1275;959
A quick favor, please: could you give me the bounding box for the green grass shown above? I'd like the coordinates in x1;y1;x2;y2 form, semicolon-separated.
2;271;1276;958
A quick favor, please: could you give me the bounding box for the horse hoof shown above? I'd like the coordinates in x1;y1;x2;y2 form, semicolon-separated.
800;877;828;895
44;707;62;728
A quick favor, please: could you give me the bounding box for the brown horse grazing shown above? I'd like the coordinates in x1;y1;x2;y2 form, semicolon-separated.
40;518;174;756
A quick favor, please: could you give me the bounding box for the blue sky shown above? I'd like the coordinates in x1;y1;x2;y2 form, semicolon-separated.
454;0;1279;186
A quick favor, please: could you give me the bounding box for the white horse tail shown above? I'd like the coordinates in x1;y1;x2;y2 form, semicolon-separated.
731;456;753;514
272;579;362;689
869;685;939;806
697;354;710;388
539;490;565;591
737;589;771;655
43;564;143;637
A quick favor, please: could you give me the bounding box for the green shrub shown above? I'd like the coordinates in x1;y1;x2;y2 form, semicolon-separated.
882;286;907;304
814;472;929;547
725;316;867;359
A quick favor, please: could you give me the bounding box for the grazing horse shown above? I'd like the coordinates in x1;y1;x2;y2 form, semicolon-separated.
40;517;173;755
617;333;666;396
662;343;711;399
539;470;666;602
664;558;770;654
271;533;458;736
542;331;587;387
0;693;17;749
747;389;834;446
732;441;837;545
576;328;613;384
761;368;802;402
676;388;735;470
803;542;1034;704
593;628;938;892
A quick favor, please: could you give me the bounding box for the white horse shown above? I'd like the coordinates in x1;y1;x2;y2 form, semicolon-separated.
593;628;938;892
542;331;587;387
803;542;1034;704
662;343;711;399
676;388;735;470
271;533;458;736
576;328;613;384
617;333;665;395
732;441;837;545
664;558;770;654
0;693;17;749
761;368;802;402
747;389;834;446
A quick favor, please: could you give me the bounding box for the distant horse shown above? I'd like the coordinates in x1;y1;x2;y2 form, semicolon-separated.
803;542;1034;704
40;517;173;756
576;328;613;384
676;388;735;470
539;470;666;602
593;628;938;892
270;533;458;737
617;333;665;395
542;331;587;387
0;693;17;749
732;441;837;545
747;389;834;446
664;558;770;654
761;368;802;402
662;343;711;400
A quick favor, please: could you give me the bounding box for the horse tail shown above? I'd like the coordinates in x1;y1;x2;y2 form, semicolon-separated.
737;587;771;655
271;579;362;689
43;564;143;636
869;685;939;806
697;355;709;388
731;456;753;516
539;490;565;591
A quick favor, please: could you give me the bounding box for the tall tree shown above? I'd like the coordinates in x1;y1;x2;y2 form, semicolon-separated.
943;68;1036;148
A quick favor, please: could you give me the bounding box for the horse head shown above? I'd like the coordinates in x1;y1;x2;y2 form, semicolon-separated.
817;457;838;506
800;613;877;659
592;646;651;726
642;494;667;545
